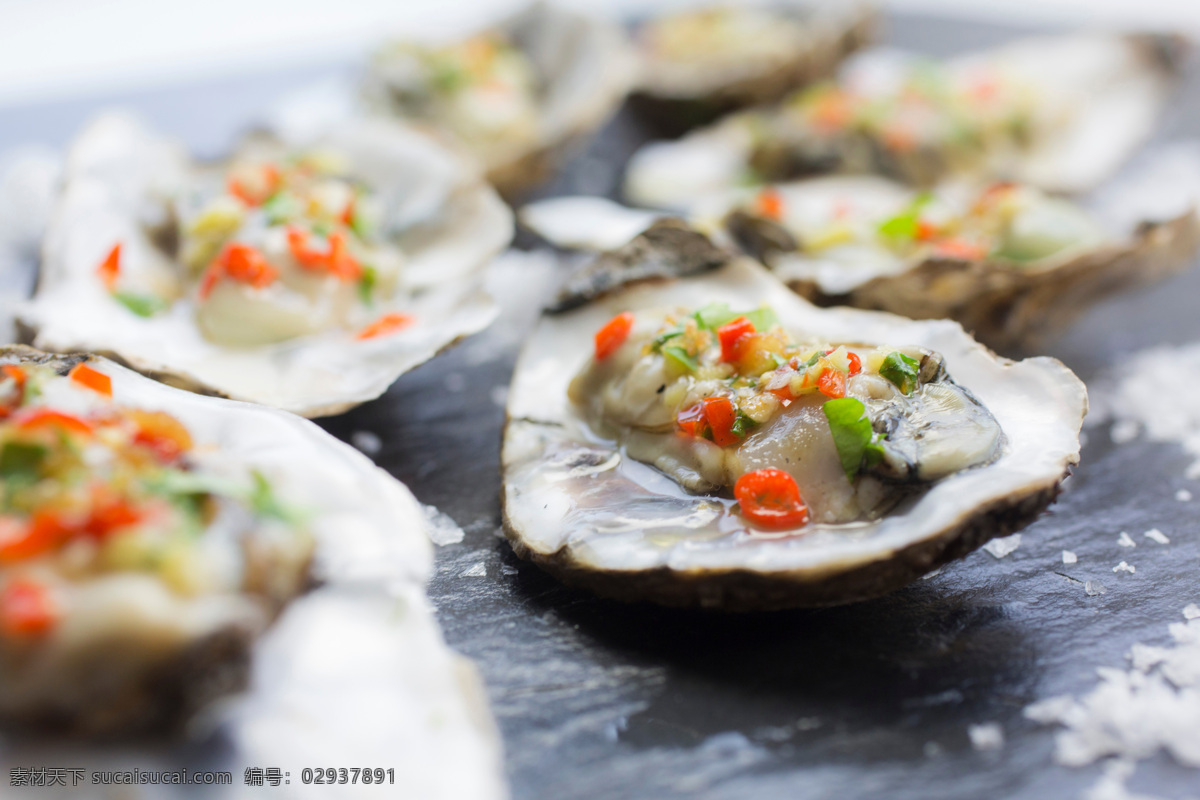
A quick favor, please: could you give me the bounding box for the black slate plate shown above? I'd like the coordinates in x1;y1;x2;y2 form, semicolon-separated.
1;11;1198;800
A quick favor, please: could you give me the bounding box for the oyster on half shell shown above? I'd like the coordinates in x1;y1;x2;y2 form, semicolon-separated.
629;1;876;136
625;32;1186;210
501;224;1086;610
19;113;511;417
520;171;1200;353
0;348;507;800
364;3;636;199
701;177;1200;351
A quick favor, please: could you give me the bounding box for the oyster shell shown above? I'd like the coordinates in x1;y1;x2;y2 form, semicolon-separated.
364;2;636;199
501;228;1086;610
699;177;1200;351
0;348;506;800
625;32;1185;210
629;1;876;136
20;113;511;417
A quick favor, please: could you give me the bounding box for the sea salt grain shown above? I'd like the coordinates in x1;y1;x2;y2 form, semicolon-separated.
1117;532;1136;548
1025;604;1200;779
983;533;1022;559
461;562;487;577
1063;550;1078;565
1086;581;1108;596
1143;529;1170;545
1113;562;1136;574
1109;419;1140;444
1091;342;1200;478
350;430;382;455
967;723;1005;751
422;505;466;546
1176;489;1193;502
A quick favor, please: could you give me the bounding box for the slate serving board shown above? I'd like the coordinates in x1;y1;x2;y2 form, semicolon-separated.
1;11;1197;800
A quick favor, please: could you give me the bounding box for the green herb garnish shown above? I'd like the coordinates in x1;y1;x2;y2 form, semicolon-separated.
879;352;921;394
358;265;378;305
113;292;169;318
249;470;294;522
262;192;297;225
823;397;885;481
693;302;737;331
730;410;757;439
878;192;934;240
743;307;779;333
0;441;46;482
650;326;685;352
662;346;698;374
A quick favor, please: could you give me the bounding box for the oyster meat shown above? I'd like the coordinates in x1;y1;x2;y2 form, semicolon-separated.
365;3;636;199
0;348;507;800
629;1;876;135
20;113;511;417
501;227;1086;610
625;32;1185;210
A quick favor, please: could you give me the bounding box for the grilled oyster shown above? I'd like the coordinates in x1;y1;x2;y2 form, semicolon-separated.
365;3;636;199
20;113;510;417
0;348;505;793
501;225;1086;610
625;32;1185;209
629;1;876;136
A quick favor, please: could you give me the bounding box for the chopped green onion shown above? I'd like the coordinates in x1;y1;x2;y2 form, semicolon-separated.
113;292;169;318
662;346;698;373
358;265;378;305
730;409;757;439
743;307;779;333
0;441;46;482
878;192;934;240
693;302;737;331
650;326;685;352
880;352;921;394
823;397;885;481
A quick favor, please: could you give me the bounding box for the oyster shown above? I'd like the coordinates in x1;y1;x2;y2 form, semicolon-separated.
625;32;1185;209
365;3;636;199
501;226;1086;610
629;1;876;136
519;176;1200;352
0;347;507;800
700;177;1200;351
20;113;511;417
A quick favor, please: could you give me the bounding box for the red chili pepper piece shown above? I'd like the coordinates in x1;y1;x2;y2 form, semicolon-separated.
818;368;846;399
0;512;68;564
734;468;809;530
228;164;280;207
717;316;755;363
703;396;739;447
914;220;939;241
755;188;785;221
934;238;988;261
200;243;280;299
95;243;121;291
847;352;862;375
287;228;363;281
69;363;112;398
594;312;634;361
676;403;706;437
0;578;58;636
356;313;414;341
12;408;93;436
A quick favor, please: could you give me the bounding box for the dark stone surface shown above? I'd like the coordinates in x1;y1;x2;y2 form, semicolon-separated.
2;11;1198;800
